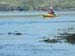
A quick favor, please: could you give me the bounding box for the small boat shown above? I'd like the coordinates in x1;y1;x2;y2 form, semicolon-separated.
42;14;56;17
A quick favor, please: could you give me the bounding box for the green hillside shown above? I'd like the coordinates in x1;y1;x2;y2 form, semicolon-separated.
0;0;75;11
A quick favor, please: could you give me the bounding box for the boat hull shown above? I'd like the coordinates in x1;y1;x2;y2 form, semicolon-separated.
43;14;56;17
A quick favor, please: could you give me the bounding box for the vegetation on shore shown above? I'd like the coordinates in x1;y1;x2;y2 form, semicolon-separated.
0;0;75;11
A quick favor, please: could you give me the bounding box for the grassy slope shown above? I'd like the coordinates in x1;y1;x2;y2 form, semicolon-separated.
0;0;75;10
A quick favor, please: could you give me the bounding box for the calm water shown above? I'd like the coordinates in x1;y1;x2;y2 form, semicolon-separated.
0;11;75;56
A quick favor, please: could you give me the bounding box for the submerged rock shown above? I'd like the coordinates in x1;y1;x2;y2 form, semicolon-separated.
58;32;75;44
43;39;58;43
15;32;22;35
40;37;58;43
40;33;75;44
8;32;22;35
64;34;75;44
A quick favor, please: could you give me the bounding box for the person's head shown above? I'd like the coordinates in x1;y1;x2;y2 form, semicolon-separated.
50;7;53;9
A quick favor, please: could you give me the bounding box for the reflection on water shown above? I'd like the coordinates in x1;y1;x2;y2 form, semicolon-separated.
0;11;75;56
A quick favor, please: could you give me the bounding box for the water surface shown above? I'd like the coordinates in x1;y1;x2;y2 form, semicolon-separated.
0;11;75;56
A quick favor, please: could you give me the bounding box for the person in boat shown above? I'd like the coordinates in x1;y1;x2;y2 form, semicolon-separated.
48;7;56;16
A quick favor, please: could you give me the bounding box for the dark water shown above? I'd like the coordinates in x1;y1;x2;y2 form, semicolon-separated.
0;11;75;56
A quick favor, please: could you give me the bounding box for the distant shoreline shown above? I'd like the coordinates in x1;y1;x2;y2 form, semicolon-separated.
0;9;75;11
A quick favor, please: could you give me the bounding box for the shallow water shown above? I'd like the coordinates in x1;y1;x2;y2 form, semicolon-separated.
0;11;75;56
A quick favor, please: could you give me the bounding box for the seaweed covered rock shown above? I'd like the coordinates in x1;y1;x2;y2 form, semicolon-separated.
43;38;58;43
